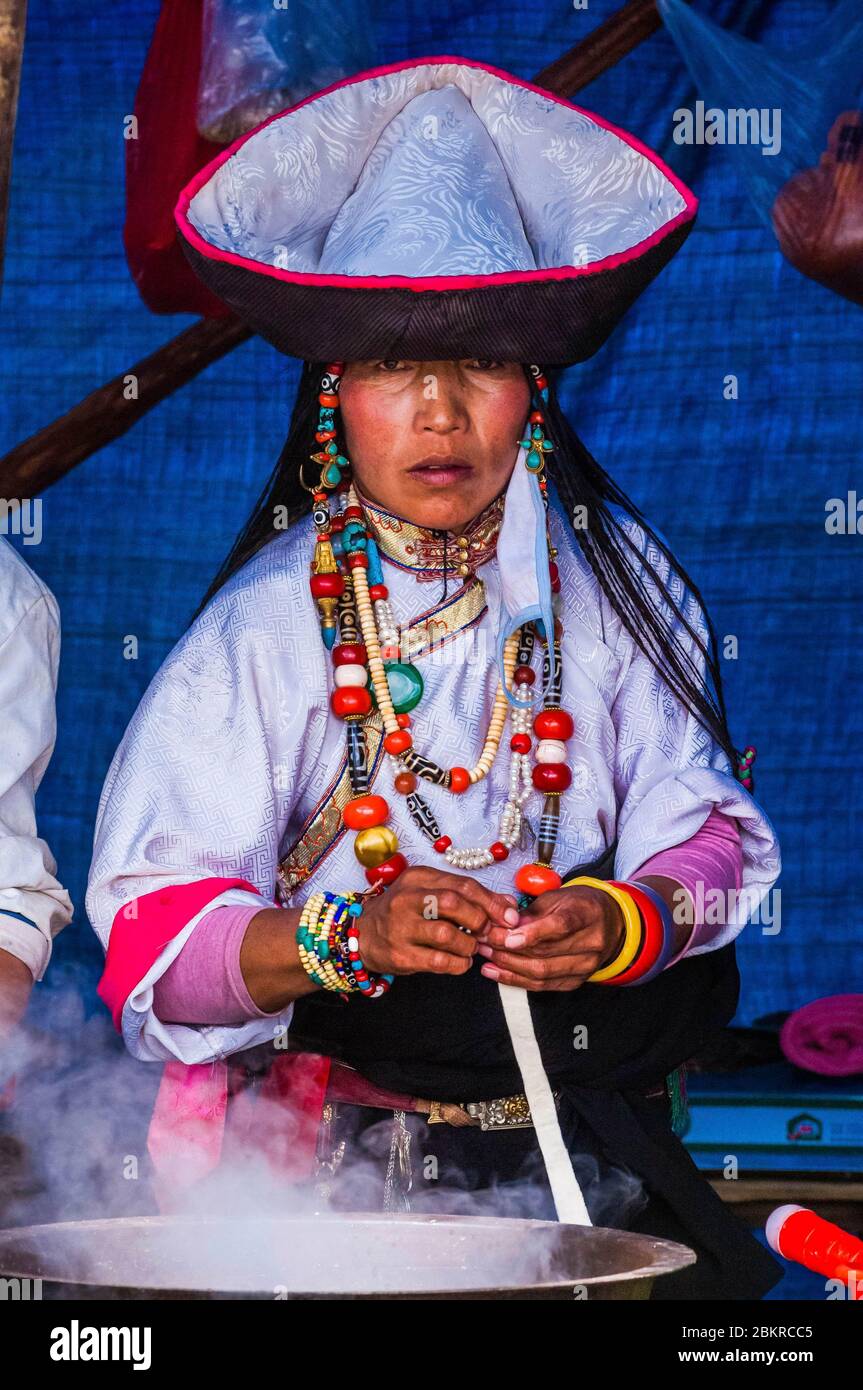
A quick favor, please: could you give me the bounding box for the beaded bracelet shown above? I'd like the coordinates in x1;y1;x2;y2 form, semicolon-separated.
312;894;353;993
304;892;346;990
297;892;330;989
326;898;358;992
343;894;394;998
298;891;356;993
295;890;394;998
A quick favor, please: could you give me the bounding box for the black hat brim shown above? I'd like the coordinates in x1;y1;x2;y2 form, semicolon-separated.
179;216;694;367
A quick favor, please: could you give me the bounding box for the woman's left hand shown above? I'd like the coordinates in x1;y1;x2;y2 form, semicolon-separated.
476;885;626;991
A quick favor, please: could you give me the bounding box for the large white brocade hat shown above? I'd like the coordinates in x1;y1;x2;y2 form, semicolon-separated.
175;55;698;366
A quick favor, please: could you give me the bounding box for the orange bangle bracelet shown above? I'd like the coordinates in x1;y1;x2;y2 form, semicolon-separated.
603;880;667;985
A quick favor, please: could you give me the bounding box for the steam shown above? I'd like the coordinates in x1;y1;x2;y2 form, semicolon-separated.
0;970;656;1295
0;961;159;1229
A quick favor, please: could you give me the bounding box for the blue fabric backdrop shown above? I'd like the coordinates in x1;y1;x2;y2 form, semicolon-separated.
1;0;860;1037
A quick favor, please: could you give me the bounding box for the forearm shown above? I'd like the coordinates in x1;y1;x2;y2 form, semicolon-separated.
633;874;694;957
151;903;319;1027
239;907;321;1011
0;949;34;1040
589;877;692;967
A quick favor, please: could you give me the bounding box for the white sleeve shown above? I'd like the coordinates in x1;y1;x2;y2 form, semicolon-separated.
0;591;73;980
608;515;781;953
86;558;328;1061
122;886;292;1064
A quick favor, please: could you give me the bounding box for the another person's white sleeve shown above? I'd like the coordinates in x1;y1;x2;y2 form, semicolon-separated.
0;586;73;980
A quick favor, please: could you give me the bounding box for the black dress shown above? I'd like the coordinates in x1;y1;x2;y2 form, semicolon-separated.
290;840;784;1301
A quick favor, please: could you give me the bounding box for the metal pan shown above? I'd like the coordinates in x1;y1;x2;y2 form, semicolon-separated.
0;1212;695;1299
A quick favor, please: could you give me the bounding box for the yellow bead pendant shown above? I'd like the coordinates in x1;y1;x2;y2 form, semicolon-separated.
354;824;399;868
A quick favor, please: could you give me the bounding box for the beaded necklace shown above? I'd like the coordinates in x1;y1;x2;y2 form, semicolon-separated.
307;368;575;902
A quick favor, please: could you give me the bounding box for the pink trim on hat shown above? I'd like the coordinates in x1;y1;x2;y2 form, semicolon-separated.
174;53;699;294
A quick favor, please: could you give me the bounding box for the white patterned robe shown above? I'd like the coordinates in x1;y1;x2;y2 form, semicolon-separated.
86;476;781;1064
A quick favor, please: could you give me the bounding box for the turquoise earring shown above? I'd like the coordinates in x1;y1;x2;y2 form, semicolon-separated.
519;364;554;475
310;362;351;490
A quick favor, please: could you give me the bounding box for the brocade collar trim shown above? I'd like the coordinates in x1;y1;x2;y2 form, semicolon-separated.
354;485;505;584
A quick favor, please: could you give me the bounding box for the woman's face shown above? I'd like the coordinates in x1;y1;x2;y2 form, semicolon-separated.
338;360;531;534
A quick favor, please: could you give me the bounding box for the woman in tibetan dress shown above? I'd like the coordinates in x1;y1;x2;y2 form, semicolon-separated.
87;57;783;1300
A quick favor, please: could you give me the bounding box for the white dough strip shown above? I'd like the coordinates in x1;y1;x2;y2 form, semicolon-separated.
498;983;592;1225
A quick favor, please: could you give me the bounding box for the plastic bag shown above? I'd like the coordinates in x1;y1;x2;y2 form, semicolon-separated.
124;0;230;317
197;0;377;144
772;109;863;306
658;0;863;305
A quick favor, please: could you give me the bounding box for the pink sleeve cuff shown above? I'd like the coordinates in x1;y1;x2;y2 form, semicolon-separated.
151;903;281;1026
631;806;743;967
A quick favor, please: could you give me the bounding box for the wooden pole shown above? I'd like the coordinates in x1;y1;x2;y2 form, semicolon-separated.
0;0;28;297
534;0;664;93
0;0;679;499
1;315;251;496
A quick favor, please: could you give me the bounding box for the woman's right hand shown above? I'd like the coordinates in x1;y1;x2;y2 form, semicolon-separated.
357;867;521;978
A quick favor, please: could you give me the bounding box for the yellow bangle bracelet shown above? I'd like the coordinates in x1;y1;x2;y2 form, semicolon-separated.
563;875;643;982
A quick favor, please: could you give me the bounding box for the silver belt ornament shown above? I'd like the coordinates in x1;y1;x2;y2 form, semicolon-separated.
427;1091;560;1131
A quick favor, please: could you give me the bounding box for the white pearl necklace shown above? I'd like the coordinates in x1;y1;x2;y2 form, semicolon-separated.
372;590;538;869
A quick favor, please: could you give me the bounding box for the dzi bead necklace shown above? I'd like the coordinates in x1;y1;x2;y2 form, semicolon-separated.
305;362;575;903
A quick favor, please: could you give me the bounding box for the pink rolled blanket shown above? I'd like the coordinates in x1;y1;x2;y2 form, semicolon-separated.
780;995;863;1077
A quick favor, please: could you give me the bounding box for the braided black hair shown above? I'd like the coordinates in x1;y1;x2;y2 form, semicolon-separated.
192;362;743;778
